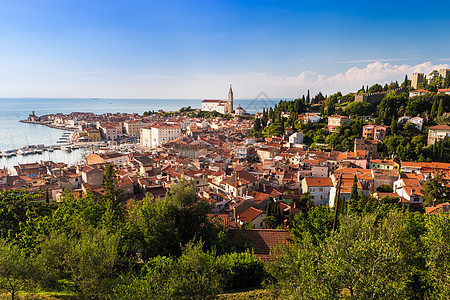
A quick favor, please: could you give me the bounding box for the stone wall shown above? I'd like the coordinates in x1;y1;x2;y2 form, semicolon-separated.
354;87;407;106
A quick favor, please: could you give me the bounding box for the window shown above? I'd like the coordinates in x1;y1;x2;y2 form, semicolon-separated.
319;188;323;192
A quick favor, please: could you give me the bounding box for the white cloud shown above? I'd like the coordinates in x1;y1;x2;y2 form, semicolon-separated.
0;61;448;99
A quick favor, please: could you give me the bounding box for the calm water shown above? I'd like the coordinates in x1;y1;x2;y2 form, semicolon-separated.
0;97;279;170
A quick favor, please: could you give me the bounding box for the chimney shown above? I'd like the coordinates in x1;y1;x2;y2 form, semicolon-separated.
263;184;266;192
283;219;288;230
433;199;436;207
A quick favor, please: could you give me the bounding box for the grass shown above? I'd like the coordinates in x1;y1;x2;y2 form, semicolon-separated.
219;287;277;300
0;291;77;300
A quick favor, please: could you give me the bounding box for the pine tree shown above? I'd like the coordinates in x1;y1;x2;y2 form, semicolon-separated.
430;100;437;120
437;98;444;117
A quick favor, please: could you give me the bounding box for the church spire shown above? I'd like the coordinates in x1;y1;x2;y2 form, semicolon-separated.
227;85;234;113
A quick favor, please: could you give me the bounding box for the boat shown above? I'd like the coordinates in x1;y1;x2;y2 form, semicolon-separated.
61;146;72;152
17;149;27;156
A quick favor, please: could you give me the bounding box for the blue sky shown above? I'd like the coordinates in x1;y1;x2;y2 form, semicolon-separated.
0;0;449;99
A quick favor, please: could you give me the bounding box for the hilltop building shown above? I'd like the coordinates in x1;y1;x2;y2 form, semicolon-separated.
439;68;450;79
411;73;424;89
427;125;450;145
201;86;234;114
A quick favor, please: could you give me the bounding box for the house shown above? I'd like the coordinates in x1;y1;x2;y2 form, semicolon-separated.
80;165;104;186
354;139;379;159
141;124;182;148
289;132;304;145
398;116;424;131
301;177;333;206
438;88;450;95
236;206;266;229
328;115;351;133
368;159;399;170
224;170;260;197
234;105;246;116
123;120;147;137
425;202;450;214
427;125;450;145
409;89;430;97
86;152;129;165
393;177;424;211
298;113;321;124
362;125;388;141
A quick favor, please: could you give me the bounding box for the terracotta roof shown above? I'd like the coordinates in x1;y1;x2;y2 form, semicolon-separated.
228;229;291;261
303;177;333;187
429;125;450;130
425;202;450;214
238;207;264;223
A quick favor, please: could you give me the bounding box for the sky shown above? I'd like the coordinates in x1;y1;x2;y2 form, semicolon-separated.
0;0;449;99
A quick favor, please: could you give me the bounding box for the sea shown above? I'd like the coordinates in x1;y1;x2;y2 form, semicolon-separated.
0;97;279;170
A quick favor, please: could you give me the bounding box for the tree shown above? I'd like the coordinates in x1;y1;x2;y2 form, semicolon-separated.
306;90;310;104
269;211;413;299
377;184;393;193
349;175;358;203
424;214;450;298
421;172;450;206
344;101;374;116
430;99;438;120
65;227;120;299
437;98;444;117
402;74;409;88
112;241;222;300
391;115;398;135
0;240;38;300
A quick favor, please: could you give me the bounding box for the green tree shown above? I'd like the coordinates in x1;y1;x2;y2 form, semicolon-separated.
269;211;413;299
424;214;450;299
437;98;444;117
421;172;450;206
430;99;438;120
0;240;38;300
344;101;374;116
65;227;120;299
349;175;358;204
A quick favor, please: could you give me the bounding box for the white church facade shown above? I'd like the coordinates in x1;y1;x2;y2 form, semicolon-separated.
201;86;234;114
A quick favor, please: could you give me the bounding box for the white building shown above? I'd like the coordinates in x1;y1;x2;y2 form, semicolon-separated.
289;132;304;144
140;127;152;148
140;124;181;149
393;177;424;210
301;177;333;206
201;86;234;114
234;104;246;116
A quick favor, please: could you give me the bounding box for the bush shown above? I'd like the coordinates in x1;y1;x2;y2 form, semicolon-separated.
218;251;266;290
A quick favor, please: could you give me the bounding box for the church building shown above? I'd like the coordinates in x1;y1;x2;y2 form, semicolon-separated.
201;86;234;114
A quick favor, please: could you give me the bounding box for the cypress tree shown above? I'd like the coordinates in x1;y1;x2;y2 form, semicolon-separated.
391;115;397;135
306;90;310;104
430;99;437;120
349;175;358;203
437;98;444;117
402;74;408;87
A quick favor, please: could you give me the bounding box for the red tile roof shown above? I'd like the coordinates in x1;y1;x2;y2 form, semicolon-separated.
228;229;291;261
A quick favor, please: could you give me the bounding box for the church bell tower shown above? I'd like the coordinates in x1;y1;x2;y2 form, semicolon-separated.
228;85;234;113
